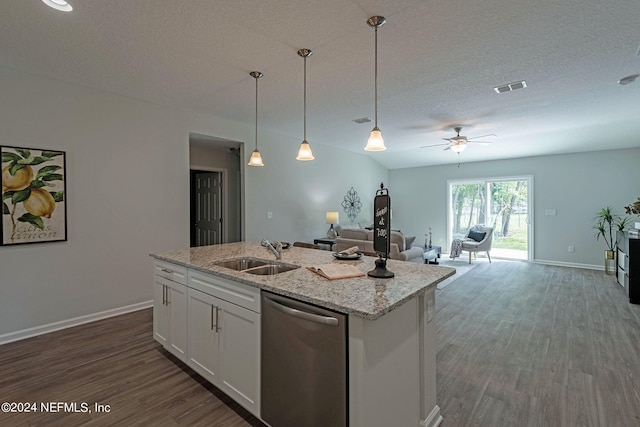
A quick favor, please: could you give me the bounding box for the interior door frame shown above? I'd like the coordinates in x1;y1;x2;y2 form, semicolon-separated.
190;167;228;245
447;175;534;262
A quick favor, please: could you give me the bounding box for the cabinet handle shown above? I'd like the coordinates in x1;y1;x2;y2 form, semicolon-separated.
215;306;221;332
162;284;166;306
211;305;215;331
160;268;174;274
166;286;170;306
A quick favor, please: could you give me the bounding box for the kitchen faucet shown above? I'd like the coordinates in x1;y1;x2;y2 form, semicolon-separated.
261;239;282;260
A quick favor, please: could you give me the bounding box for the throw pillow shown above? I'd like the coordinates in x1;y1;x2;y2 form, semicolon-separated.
468;230;486;242
405;236;416;247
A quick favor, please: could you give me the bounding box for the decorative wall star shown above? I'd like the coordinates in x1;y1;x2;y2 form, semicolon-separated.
341;187;362;223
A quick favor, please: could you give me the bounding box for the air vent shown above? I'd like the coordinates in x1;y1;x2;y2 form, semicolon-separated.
494;80;527;94
353;117;372;124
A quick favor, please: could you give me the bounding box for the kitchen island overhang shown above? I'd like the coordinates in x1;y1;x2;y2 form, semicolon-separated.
150;242;454;427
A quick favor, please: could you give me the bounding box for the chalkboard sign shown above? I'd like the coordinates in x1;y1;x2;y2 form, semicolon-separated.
373;188;391;256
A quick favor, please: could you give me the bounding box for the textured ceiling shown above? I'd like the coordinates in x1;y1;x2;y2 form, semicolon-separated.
1;0;639;168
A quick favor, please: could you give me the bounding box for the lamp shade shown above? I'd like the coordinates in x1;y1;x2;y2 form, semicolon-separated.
248;149;264;166
450;143;467;153
296;141;315;160
326;211;339;224
365;127;386;151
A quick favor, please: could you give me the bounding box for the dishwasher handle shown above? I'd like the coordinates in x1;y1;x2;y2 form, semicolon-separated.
264;295;339;326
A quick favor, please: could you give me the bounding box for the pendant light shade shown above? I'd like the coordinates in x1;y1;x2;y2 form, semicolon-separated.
364;16;387;152
248;71;264;167
296;48;315;161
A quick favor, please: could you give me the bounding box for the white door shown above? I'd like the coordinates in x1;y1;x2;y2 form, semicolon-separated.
153;277;170;347
168;282;188;362
217;298;261;416
187;288;220;385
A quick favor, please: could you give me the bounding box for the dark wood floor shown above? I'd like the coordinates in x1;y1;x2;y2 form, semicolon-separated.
436;261;640;426
0;309;264;427
1;262;639;426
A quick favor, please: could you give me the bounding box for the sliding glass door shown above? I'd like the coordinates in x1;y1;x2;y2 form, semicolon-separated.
448;176;532;261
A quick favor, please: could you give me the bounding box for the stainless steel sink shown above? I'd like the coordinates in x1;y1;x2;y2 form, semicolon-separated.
244;264;300;275
213;257;300;275
213;257;270;271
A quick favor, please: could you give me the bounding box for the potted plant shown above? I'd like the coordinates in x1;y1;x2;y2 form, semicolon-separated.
624;197;640;215
594;207;630;275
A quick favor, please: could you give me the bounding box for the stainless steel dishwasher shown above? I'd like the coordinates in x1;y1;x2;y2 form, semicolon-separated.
261;291;347;427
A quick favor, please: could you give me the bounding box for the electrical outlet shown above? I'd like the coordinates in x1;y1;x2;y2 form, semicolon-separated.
267;211;273;219
545;209;557;216
568;245;575;253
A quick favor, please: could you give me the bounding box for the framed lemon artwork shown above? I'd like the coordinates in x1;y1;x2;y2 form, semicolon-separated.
1;145;66;245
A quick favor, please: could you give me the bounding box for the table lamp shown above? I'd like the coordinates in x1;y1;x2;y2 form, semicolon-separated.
326;212;339;239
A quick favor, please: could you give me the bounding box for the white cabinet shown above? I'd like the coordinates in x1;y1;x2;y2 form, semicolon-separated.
187;288;220;383
187;271;261;417
153;259;261;417
153;261;188;362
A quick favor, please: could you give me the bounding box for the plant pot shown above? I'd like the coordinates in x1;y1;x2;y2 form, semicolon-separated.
604;250;616;276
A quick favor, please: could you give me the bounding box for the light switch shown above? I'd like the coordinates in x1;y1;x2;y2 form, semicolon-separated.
267;211;273;219
545;209;557;216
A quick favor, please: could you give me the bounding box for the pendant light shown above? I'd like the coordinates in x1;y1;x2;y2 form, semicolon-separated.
296;48;315;161
248;71;265;167
364;16;387;151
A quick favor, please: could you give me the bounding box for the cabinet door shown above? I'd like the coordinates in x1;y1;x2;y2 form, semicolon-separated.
187;288;220;385
217;298;261;416
168;282;188;362
153;276;170;347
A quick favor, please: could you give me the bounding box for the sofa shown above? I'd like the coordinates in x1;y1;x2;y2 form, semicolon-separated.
332;228;424;262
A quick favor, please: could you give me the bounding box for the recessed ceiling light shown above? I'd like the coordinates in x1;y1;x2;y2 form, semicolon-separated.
42;0;73;12
617;74;639;85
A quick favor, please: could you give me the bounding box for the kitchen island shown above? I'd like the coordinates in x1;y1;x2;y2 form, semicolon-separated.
151;242;454;427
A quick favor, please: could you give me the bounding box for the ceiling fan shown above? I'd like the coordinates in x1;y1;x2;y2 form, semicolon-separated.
421;126;496;166
420;126;496;153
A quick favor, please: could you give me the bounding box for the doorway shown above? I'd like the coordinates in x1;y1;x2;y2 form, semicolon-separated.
448;176;533;261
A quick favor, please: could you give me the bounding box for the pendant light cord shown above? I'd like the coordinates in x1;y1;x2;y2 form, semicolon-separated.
374;24;378;128
303;54;307;141
255;76;259;150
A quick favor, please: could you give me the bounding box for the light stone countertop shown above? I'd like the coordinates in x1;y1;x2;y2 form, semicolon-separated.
150;242;455;320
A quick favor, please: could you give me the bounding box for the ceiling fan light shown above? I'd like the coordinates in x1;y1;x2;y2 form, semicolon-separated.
450;143;467;153
365;127;386;151
248;149;264;166
296;141;315;160
42;0;72;11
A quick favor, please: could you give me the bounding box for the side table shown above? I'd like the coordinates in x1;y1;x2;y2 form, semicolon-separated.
313;238;336;251
423;246;442;264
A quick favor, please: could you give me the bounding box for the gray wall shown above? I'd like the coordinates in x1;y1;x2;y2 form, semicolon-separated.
389;148;640;268
0;67;387;340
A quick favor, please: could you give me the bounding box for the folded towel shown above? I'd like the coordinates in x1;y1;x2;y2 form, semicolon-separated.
339;246;360;256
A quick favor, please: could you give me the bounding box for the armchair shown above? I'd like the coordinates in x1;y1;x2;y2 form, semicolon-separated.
461;225;494;264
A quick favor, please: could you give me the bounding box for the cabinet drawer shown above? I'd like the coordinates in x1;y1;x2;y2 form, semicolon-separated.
617;249;627;269
188;270;261;313
154;260;187;285
617;267;626;288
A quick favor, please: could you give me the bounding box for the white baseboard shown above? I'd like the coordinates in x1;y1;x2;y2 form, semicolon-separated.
420;405;443;427
0;300;153;345
533;259;603;271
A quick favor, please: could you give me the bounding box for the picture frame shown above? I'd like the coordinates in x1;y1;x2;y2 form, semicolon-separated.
1;145;67;245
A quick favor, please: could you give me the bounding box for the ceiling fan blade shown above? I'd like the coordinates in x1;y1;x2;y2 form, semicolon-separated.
468;141;492;145
442;138;453;141
420;143;450;148
443;146;451;151
467;133;497;141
